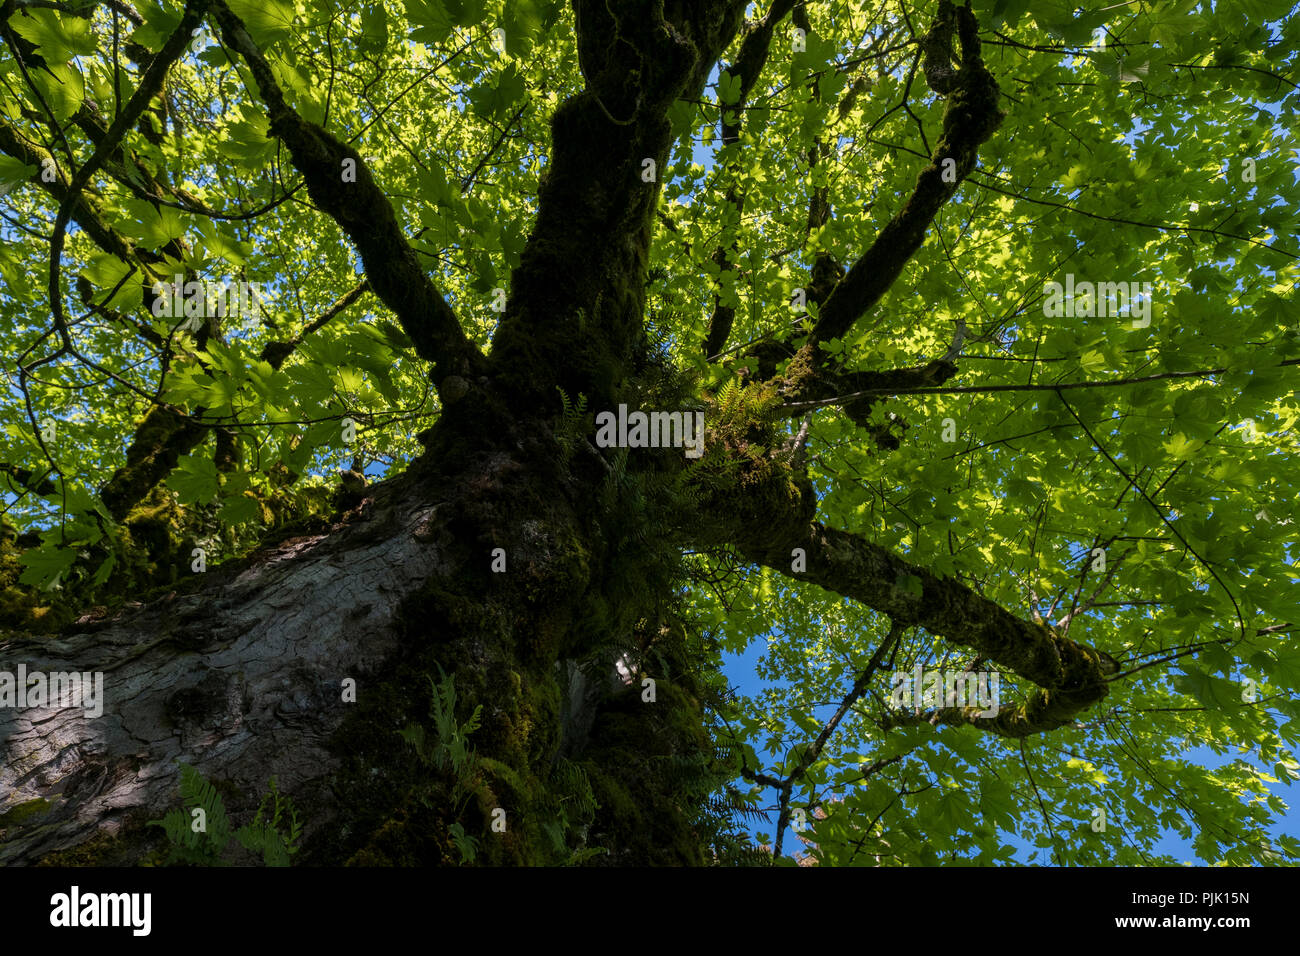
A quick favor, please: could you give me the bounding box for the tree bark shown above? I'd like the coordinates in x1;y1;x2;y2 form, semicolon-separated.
2;393;718;865
1;465;442;864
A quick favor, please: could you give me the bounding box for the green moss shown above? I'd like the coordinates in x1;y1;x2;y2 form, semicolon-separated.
0;797;52;828
99;405;206;523
14;805;168;868
34;826;166;867
0;520;75;635
309;366;724;866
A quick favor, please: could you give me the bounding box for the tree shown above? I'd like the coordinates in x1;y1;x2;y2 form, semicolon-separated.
0;0;1296;867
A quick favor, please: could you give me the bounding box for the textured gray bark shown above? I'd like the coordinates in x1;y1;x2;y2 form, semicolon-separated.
0;473;446;864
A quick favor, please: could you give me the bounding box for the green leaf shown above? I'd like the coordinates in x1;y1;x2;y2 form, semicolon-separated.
8;8;98;61
469;63;526;121
132;0;184;51
717;70;742;105
443;0;485;26
17;542;78;590
359;3;389;52
1172;667;1238;711
404;0;455;44
224;0;294;46
27;62;84;122
91;553;115;587
120;198;188;249
503;0;556;55
1161;432;1203;461
1079;349;1106;375
218;493;261;526
80;253;143;311
0;155;37;189
168;454;220;505
217;108;276;168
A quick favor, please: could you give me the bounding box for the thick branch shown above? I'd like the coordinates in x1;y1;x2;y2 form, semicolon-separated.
211;1;480;382
810;1;1003;346
0;117;151;267
491;1;747;407
746;339;959;425
879;703;1087;738
0;472;447;865
796;2;849;315
718;512;1116;737
98;404;207;522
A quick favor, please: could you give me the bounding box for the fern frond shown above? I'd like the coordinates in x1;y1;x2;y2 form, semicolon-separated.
448;822;479;864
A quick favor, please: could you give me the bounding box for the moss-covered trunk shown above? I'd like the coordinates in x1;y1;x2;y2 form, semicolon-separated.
313;391;716;866
0;387;714;866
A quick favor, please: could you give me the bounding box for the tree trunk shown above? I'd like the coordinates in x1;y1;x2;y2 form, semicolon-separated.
1;397;712;866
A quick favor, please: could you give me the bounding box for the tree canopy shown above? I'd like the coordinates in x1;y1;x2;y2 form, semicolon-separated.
0;0;1298;866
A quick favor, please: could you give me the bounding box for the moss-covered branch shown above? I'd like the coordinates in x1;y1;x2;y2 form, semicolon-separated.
743;340;959;428
98;405;208;522
211;0;481;384
694;463;1117;735
879;701;1098;739
0;116;148;266
490;0;748;410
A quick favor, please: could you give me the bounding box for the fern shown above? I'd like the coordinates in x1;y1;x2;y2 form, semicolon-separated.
400;665;482;789
147;762;231;865
566;845;610;864
705;791;769;823
549;756;597;820
401;667;499;859
149;764;300;866
554;386;589;459
234;776;301;866
641;733;778;866
448;822;479;864
540;756;606;865
477;754;527;793
717;842;774;867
